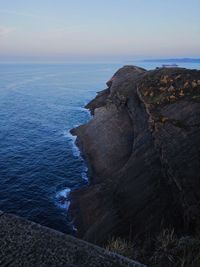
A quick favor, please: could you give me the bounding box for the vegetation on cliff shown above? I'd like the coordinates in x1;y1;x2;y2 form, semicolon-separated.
105;229;200;267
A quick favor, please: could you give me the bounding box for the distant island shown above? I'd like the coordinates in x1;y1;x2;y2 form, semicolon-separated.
143;58;200;63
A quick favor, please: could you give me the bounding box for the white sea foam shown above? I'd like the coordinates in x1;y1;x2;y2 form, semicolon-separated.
63;129;89;182
63;130;80;157
81;166;89;182
66;106;90;116
55;188;71;210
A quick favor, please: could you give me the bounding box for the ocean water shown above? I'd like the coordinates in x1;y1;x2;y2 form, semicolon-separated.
0;61;200;234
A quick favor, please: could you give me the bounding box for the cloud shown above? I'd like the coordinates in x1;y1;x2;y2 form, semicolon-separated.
0;9;39;19
0;26;15;37
0;9;63;23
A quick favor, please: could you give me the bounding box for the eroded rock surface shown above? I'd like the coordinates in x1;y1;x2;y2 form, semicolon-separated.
0;211;146;267
70;66;200;246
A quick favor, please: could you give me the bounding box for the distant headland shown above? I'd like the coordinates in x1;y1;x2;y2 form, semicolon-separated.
143;58;200;63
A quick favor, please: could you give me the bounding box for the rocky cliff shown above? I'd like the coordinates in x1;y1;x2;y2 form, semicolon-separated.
70;66;200;253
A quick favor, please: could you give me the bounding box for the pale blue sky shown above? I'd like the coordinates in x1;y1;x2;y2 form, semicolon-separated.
0;0;200;62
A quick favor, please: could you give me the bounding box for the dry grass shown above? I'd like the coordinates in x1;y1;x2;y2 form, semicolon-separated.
151;229;200;267
105;237;135;258
105;229;200;267
151;228;178;265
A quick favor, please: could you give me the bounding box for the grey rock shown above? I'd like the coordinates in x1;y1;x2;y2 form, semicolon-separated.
0;212;146;267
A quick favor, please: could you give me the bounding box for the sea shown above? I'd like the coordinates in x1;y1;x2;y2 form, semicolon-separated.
0;61;199;234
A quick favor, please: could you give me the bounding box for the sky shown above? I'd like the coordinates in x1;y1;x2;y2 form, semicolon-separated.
0;0;200;62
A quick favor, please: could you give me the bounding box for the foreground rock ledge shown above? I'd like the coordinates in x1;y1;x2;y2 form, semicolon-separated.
70;65;200;244
0;211;145;267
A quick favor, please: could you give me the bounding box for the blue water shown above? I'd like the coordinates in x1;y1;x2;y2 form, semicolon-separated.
0;62;200;234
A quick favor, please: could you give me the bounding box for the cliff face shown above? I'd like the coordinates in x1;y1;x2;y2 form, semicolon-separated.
70;66;200;245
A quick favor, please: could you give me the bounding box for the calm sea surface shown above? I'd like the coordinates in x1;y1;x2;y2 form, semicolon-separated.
0;62;199;233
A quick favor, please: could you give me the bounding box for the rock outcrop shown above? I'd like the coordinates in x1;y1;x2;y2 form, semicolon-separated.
0;211;146;267
70;65;200;247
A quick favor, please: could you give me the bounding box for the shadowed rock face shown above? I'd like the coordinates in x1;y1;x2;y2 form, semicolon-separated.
70;66;200;245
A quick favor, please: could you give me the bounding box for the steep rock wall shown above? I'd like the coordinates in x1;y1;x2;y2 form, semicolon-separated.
70;66;200;245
